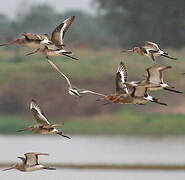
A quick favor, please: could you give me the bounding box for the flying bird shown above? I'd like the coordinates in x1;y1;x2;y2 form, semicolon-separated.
47;58;105;97
26;16;79;60
97;61;167;105
3;152;56;172
0;32;53;49
17;99;70;139
121;41;177;61
126;66;182;94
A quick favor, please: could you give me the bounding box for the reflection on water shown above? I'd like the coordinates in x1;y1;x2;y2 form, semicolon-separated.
1;135;185;179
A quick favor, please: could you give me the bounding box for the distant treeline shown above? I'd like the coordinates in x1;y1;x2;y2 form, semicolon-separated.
0;1;184;48
0;4;115;49
95;0;185;48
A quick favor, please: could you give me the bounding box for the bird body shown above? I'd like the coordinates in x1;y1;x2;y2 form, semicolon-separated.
3;152;56;172
26;16;78;60
17;99;70;139
21;125;59;135
0;32;52;49
122;41;177;61
47;59;105;97
98;62;167;106
126;65;182;94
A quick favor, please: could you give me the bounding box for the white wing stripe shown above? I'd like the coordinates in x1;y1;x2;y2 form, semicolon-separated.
120;71;126;83
30;102;50;124
60;23;67;42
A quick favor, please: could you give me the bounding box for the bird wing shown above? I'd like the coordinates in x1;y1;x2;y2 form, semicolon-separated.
30;99;50;125
51;16;75;46
17;157;26;164
131;86;148;97
79;89;105;96
47;58;72;88
146;66;171;84
25;152;49;166
22;32;41;41
144;41;160;50
117;61;128;83
115;61;129;94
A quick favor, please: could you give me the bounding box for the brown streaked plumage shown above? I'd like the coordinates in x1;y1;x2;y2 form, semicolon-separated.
3;152;56;172
47;58;105;97
98;61;167;106
26;16;78;60
121;41;177;61
17;99;70;139
97;61;135;104
0;32;53;49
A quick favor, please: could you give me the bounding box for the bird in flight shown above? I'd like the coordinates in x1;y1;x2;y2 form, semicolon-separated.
47;58;105;97
3;152;56;172
17;99;71;139
26;16;79;60
97;61;167;106
126;66;182;94
121;41;177;61
0;32;53;50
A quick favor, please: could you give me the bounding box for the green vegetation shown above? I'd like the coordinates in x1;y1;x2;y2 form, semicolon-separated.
1;109;185;135
0;48;185;135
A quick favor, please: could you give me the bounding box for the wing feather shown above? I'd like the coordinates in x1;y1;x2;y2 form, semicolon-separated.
22;32;41;41
25;152;49;166
144;41;160;50
146;66;171;84
30;100;50;125
51;16;75;46
132;86;147;97
47;59;72;88
115;62;129;94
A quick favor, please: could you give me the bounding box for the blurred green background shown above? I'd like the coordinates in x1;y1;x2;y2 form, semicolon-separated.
0;0;185;135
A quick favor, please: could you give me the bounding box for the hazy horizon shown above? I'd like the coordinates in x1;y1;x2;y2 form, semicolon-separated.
0;0;95;19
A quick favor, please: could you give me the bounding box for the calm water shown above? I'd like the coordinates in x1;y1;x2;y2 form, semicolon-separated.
1;135;185;180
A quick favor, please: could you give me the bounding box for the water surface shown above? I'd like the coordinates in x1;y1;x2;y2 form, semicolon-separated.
1;135;185;180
